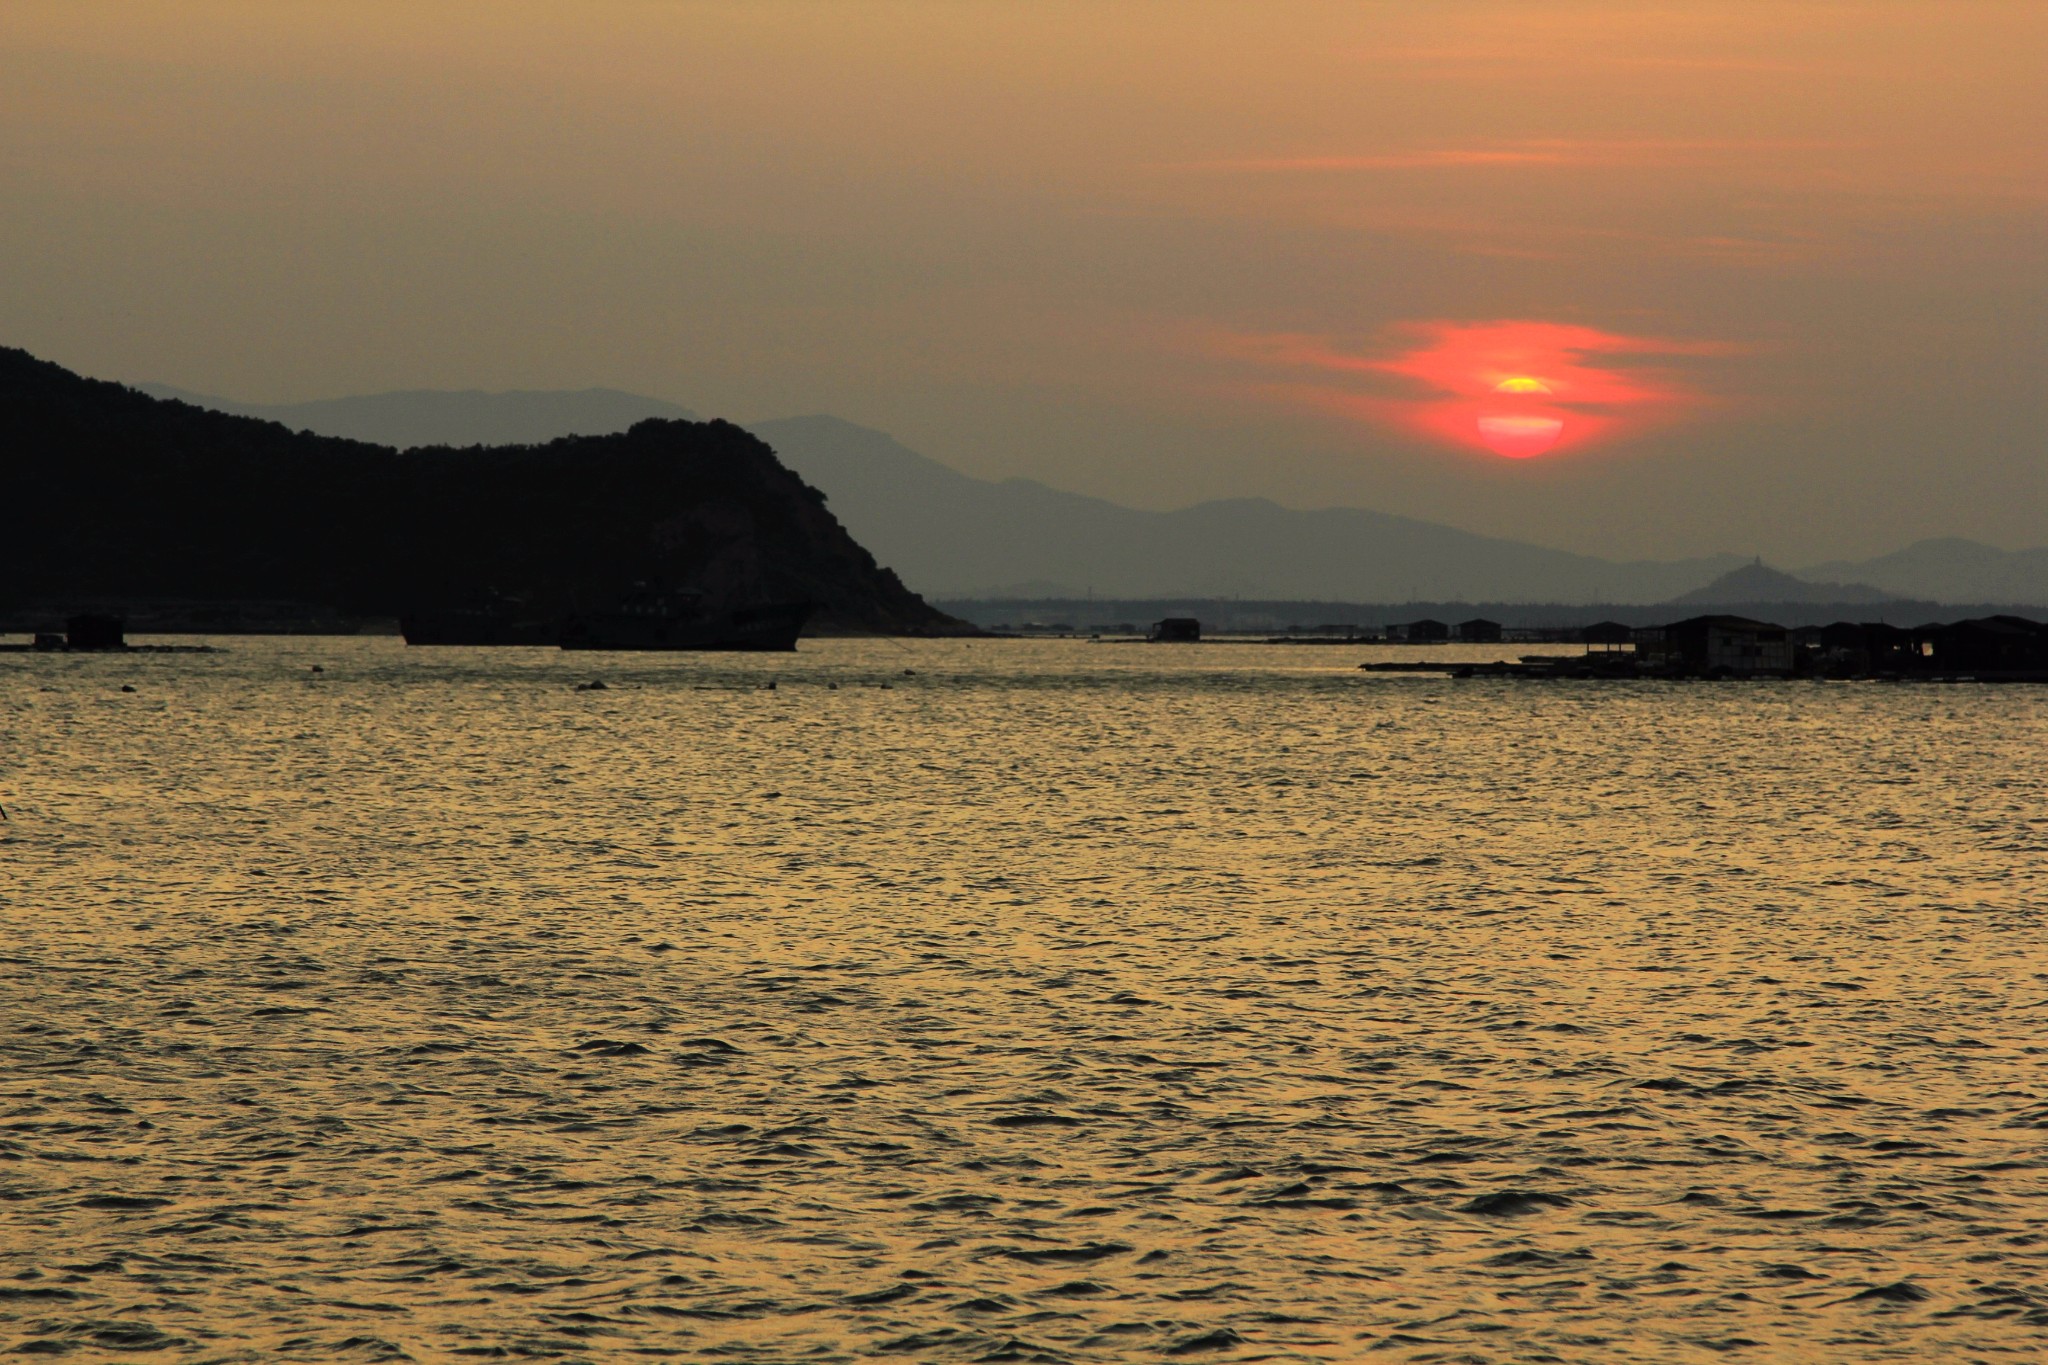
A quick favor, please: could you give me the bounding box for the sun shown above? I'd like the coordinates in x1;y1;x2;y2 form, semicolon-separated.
1479;376;1563;457
1477;413;1565;459
1236;318;1719;461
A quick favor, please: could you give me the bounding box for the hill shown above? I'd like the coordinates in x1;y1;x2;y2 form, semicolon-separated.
1667;561;1898;606
0;349;959;634
746;415;1745;602
1799;538;2048;605
126;384;2048;606
136;388;1747;602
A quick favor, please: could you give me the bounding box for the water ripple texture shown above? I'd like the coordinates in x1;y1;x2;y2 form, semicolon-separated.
3;637;2046;1362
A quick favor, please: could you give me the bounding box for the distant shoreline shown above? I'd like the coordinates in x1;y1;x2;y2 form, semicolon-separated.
937;596;2048;633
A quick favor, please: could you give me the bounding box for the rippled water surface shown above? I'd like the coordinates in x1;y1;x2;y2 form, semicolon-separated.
5;636;2048;1363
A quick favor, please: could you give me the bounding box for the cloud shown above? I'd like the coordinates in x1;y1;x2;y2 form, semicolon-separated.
1190;149;1572;172
1179;139;1846;176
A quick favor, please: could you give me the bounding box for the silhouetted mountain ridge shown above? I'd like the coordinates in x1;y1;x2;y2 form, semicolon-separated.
123;391;1747;602
1;349;959;633
126;383;2048;605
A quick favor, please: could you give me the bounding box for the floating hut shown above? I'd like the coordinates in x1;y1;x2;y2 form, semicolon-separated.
1582;620;1634;653
1630;616;1792;674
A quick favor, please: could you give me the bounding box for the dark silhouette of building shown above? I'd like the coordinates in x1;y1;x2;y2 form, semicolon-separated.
1807;621;1915;673
1456;618;1503;643
1634;615;1792;673
1389;619;1449;643
1150;617;1201;642
1582;620;1634;652
1911;616;2048;673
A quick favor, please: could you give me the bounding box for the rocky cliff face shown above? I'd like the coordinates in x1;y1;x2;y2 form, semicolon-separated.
0;347;966;634
388;416;966;632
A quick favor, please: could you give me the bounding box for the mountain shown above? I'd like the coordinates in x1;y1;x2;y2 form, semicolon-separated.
141;384;2045;606
1799;538;2048;605
134;383;695;449
1667;561;1899;606
2;350;959;634
746;416;1745;603
132;386;1748;602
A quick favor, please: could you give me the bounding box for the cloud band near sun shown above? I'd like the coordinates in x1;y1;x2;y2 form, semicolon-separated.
1221;320;1731;459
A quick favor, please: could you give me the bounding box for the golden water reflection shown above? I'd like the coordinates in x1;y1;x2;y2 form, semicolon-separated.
3;637;2045;1361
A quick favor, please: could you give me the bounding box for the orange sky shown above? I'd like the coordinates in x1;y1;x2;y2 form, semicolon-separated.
0;2;2042;558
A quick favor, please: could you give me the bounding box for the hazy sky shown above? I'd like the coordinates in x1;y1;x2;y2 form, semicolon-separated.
3;2;2042;560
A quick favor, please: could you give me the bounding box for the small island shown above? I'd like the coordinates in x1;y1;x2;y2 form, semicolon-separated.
0;347;971;639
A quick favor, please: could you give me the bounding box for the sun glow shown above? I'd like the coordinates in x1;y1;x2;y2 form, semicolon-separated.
1221;319;1725;461
1479;375;1562;456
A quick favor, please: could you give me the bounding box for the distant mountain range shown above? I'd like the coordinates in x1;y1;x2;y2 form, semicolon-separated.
137;382;2048;606
750;416;1758;603
1800;538;2048;606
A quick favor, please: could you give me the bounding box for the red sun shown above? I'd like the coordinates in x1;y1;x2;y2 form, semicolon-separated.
1476;377;1563;458
1220;319;1724;460
1370;321;1713;459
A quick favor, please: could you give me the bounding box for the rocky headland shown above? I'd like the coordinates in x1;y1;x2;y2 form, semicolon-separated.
0;348;967;635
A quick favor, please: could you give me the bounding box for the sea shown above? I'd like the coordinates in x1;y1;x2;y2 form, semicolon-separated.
4;636;2046;1363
